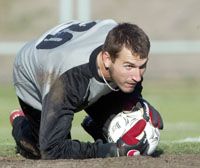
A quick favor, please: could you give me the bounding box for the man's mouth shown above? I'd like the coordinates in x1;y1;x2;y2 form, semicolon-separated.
126;82;136;88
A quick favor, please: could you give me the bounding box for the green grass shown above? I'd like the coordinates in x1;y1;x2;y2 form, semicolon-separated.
143;79;200;123
0;79;200;157
0;84;19;157
158;142;200;154
143;79;200;142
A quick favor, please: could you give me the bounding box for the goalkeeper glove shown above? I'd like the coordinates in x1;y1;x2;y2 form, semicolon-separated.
97;118;148;157
133;99;164;130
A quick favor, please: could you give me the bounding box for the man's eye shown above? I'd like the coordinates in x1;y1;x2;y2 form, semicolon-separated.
124;65;133;69
140;63;146;69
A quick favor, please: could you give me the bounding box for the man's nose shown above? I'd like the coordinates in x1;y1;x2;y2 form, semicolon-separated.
131;68;142;82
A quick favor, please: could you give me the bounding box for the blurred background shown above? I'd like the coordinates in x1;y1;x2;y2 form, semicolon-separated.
0;0;200;148
1;0;200;82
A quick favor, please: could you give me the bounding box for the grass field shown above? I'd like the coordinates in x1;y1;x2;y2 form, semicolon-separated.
0;79;200;157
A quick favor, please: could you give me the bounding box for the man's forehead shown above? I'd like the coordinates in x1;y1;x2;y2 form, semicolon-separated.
118;51;148;63
124;57;148;66
118;47;147;59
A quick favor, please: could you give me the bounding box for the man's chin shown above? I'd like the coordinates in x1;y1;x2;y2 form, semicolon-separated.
120;86;135;93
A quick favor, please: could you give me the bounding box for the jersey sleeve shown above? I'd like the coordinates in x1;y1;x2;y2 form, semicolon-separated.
39;67;98;159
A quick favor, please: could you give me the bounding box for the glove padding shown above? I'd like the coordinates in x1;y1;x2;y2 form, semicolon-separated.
116;119;148;156
134;99;164;130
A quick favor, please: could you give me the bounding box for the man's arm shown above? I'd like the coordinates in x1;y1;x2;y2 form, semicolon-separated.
39;70;101;159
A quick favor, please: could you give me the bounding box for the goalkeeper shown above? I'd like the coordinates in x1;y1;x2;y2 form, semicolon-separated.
10;19;163;159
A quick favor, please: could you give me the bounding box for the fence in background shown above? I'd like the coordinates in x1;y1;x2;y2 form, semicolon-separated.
1;41;200;56
1;0;200;56
59;0;91;23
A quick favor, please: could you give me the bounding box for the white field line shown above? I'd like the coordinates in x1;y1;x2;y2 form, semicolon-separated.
161;137;200;144
175;137;200;143
160;122;200;143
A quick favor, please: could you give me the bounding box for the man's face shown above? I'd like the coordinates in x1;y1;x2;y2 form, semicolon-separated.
108;47;148;93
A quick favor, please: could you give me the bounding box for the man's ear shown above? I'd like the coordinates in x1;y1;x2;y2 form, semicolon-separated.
102;51;112;69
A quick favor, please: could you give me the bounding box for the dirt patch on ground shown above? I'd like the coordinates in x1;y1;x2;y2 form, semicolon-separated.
1;154;200;168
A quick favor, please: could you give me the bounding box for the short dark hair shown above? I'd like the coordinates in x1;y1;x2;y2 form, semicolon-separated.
102;23;150;61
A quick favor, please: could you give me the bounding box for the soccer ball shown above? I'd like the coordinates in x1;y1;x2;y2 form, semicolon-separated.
107;110;160;155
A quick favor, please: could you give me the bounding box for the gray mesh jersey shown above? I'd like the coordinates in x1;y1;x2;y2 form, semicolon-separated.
13;19;143;159
13;19;117;111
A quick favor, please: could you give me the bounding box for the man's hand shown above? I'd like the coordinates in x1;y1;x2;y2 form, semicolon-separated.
97;118;149;157
133;99;164;130
116;130;148;156
96;134;148;157
104;99;162;156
